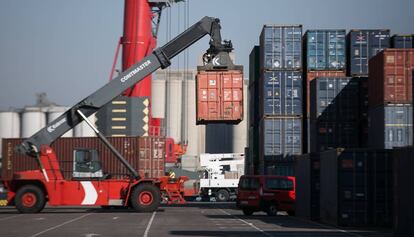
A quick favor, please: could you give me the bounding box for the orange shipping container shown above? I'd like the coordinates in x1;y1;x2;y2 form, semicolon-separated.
196;70;244;124
368;49;414;107
305;70;346;116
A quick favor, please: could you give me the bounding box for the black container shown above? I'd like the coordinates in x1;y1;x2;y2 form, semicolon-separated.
391;34;414;48
310;77;359;122
358;77;369;147
347;29;390;76
295;153;320;220
248;124;260;175
259;117;302;161
249;46;260;127
393;147;414;236
263;159;295;176
368;104;413;149
260;25;302;70
260;71;302;117
310;121;359;152
320;148;393;227
304;30;346;71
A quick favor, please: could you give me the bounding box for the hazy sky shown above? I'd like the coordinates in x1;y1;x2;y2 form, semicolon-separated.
1;0;413;110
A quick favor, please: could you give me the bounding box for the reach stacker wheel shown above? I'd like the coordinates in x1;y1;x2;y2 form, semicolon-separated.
130;183;160;212
15;185;46;213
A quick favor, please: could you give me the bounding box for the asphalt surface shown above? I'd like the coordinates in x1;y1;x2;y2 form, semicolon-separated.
0;203;393;237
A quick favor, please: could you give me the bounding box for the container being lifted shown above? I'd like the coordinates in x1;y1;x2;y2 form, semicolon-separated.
196;45;244;124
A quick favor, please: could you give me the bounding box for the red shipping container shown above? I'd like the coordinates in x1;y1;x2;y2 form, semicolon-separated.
196;70;243;124
369;49;414;107
305;70;346;116
1;137;165;181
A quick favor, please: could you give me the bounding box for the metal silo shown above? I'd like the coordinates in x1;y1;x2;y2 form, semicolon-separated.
0;111;20;155
151;78;166;119
74;113;97;137
232;80;248;153
47;106;73;137
21;107;47;138
165;74;183;143
182;75;200;156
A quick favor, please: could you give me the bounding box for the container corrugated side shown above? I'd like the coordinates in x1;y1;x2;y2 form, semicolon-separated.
1;137;165;180
304;30;346;71
391;35;414;49
196;70;244;124
368;104;413;149
310;121;359;152
260;25;302;70
347;29;390;76
260;71;302;117
259;117;302;161
249;46;260;127
310;77;359;121
295;153;320;220
368;49;414;107
305;71;346;116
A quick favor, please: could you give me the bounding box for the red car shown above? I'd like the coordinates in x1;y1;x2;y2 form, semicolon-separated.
236;175;296;216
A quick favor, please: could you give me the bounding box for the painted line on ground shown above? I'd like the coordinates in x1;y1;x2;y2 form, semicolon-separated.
143;211;156;237
29;213;93;237
0;214;21;221
218;209;273;237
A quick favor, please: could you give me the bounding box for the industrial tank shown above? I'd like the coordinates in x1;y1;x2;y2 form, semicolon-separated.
0;111;20;155
151;78;166;119
47;106;73;137
21;107;46;138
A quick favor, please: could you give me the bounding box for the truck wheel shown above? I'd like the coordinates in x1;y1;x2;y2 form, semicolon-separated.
15;185;46;213
242;208;254;216
216;189;230;202
266;203;278;216
130;183;160;212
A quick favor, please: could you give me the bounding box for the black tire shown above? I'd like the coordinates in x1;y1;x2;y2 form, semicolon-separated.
242;208;254;216
15;185;46;213
266;203;278;216
216;189;230;202
130;183;160;212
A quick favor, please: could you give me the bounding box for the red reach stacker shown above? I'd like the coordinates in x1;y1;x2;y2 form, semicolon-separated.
0;16;237;213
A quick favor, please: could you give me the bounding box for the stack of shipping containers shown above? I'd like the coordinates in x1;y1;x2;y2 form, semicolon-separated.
256;25;303;176
368;48;413;149
347;29;391;146
304;30;347;152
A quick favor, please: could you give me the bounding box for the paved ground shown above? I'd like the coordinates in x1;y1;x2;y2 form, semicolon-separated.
0;203;393;237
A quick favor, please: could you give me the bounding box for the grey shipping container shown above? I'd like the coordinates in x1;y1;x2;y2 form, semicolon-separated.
260;25;302;70
393;147;414;236
391;34;414;48
295;153;320;220
260;71;302;117
249;46;260;127
310;120;359;152
310;77;359;122
304;30;346;71
320;148;393;227
259;117;302;160
368;104;413;149
347;29;390;76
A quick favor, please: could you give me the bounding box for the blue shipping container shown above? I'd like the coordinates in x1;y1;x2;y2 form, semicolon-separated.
260;71;302;117
259;117;302;159
260;25;302;70
391;35;414;48
310;77;359;122
305;30;346;71
368;104;413;149
347;30;390;76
